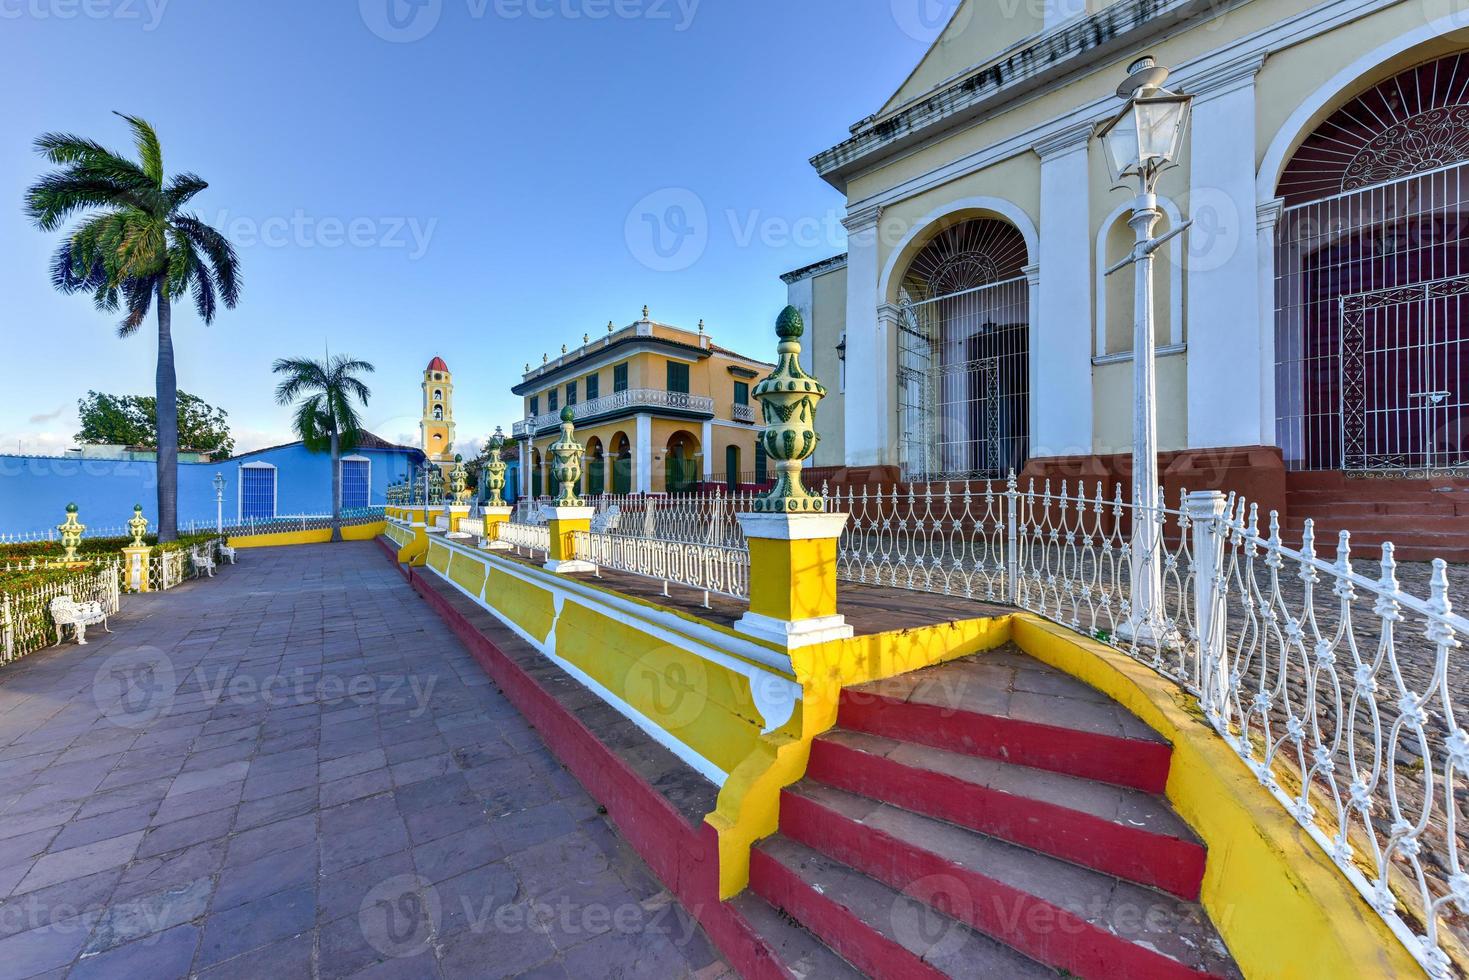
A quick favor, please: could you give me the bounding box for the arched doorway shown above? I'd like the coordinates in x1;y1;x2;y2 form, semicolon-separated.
586;437;605;496
896;217;1030;479
610;432;632;494
1275;52;1469;473
665;431;699;494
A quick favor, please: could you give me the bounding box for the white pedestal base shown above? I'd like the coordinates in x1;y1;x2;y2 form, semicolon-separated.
735;610;853;649
544;559;596;575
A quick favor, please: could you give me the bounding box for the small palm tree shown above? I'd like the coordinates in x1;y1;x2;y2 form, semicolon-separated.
25;113;241;542
273;355;375;542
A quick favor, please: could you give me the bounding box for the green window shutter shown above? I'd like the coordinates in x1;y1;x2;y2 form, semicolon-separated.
733;382;749;406
586;374;600;400
666;361;690;394
613;364;629;393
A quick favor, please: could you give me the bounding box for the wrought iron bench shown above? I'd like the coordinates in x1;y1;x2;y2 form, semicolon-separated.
49;595;110;646
190;548;216;578
590;506;622;533
218;543;237;564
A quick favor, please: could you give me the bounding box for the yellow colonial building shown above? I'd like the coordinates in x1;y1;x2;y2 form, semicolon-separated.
787;0;1469;541
512;310;773;496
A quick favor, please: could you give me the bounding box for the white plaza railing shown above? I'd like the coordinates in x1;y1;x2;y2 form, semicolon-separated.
513;389;717;438
497;522;550;557
573;530;748;606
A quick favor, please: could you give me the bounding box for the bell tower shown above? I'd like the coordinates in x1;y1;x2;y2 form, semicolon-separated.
421;356;455;468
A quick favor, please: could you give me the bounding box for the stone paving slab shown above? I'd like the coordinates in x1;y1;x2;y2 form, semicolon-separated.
0;543;730;979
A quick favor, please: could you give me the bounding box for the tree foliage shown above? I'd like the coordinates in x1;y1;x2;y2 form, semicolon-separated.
75;389;234;459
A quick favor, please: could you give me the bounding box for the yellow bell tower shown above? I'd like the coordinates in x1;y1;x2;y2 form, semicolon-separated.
421;356;455;468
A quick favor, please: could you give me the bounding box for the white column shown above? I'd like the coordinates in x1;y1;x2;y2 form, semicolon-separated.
519;438;530;501
1257;198;1284;447
842;205;889;467
1034;123;1094;458
1185;55;1265;450
701;420;714;481
635;413;652;494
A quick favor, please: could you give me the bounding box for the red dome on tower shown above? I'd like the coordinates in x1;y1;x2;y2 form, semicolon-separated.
427;356;448;372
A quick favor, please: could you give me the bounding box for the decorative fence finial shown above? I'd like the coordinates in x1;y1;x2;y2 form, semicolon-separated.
128;505;148;547
57;503;85;561
485;427;508;507
549;406;585;507
754;306;827;514
450;454;470;505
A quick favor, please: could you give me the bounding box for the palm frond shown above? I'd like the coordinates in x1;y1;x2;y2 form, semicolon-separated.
112;113;163;187
173;215;240;307
165;172;208;210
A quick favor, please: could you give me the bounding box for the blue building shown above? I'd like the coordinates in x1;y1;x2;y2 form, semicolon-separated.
0;432;424;536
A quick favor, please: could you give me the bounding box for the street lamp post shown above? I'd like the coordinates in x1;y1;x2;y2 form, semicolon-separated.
1096;56;1193;645
212;472;226;536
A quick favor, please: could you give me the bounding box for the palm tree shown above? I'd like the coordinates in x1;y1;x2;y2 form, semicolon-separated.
25;113;241;542
272;355;375;542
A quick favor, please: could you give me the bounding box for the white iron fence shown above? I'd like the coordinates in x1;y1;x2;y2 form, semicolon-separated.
1;561;122;662
573;530;749;606
497;521;550;557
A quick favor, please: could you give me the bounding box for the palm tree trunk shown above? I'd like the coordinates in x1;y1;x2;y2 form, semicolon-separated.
155;285;178;542
330;426;342;543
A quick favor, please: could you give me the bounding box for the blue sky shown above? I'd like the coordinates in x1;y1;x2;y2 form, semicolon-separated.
1;0;955;459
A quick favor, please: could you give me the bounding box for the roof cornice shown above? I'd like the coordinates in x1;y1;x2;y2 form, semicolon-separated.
811;0;1246;193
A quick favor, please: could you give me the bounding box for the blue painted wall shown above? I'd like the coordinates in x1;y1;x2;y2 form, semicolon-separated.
0;442;423;535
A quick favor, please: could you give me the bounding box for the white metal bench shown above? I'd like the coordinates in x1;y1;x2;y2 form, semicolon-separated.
590;506;622;533
49;595;110;646
218;544;237;564
191;548;216;578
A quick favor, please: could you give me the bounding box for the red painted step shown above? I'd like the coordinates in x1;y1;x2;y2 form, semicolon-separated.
726;892;865;979
750;836;1057;979
779;782;1238;980
808;729;1207;900
838;656;1173;794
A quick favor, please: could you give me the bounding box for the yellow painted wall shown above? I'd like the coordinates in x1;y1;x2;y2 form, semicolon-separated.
228;521;387;549
809;265;848;468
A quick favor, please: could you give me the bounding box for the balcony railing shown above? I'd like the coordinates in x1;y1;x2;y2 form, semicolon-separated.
513;388;715;438
731;403;756;424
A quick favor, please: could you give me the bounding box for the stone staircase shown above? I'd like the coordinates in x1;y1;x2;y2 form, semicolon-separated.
1283;471;1469;562
732;646;1241;979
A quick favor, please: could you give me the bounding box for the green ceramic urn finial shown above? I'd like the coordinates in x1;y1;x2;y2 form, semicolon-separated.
753;306;827;514
485;427;508;507
549;406;585;507
450;454;470;505
128;505;149;548
57;503;86;561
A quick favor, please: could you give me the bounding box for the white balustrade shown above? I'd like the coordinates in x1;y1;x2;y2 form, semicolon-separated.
512;389;717;437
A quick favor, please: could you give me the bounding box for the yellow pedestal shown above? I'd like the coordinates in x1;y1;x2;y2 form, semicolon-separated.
121;545;150;593
447;505;471;533
735;512;853;648
481;506;513;550
398;521;430;566
545;506;596;574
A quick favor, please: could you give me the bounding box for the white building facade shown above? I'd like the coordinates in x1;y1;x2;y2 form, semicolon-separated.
789;0;1469;531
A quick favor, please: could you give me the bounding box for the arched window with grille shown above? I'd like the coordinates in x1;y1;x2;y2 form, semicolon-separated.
897;218;1031;478
1275;52;1469;473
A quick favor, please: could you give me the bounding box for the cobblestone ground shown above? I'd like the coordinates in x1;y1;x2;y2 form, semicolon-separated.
0;543;729;979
